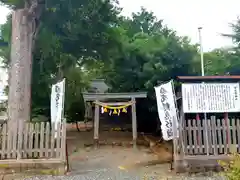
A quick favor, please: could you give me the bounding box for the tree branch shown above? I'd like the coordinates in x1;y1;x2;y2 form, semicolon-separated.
28;0;45;19
26;0;45;51
32;21;42;52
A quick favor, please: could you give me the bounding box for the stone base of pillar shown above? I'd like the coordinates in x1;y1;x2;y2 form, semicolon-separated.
132;139;137;149
94;139;99;149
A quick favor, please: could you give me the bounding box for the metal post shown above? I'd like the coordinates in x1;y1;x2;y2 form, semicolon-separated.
198;27;204;76
198;27;209;155
94;101;100;147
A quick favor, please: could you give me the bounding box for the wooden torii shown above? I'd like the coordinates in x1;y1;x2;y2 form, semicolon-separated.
83;92;147;148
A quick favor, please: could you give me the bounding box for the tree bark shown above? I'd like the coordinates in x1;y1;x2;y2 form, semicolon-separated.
8;9;33;123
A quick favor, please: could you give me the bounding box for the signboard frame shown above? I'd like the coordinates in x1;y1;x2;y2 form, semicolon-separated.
181;82;240;113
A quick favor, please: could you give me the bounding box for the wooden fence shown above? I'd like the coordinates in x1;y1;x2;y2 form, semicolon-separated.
179;116;240;156
0;120;66;162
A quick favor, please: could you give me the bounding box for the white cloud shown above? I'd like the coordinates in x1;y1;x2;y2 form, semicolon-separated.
119;0;240;51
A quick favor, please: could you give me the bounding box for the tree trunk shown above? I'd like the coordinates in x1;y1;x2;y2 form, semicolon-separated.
8;9;33;123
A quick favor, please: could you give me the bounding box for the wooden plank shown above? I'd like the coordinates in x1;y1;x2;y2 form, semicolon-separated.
45;122;50;158
131;97;137;148
181;154;231;161
178;110;186;156
175;154;231;161
94;102;100;142
98;101;134;106
17;122;23;159
28;123;34;158
1;123;7;159
207;119;213;154
61;119;66;161
230;119;237;153
217;119;223;154
196;119;203;154
237;119;240;153
211;116;218;156
187;119;193;155
0;158;64;164
6;123;11;159
12;122;17;158
195;114;200;152
83;92;147;101
50;122;55;158
34;123;39;157
56;122;61;158
192;119;198;154
225;114;231;154
40;122;45;158
222;119;227;154
172;111;178;166
183;119;188;155
23;123;29;158
202;119;208;154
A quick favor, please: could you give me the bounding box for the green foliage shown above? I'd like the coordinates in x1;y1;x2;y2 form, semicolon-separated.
0;0;120;122
220;154;240;180
104;9;199;113
64;67;87;122
0;0;24;9
1;1;240;124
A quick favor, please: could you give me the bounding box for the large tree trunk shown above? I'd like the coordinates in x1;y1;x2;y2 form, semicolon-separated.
8;9;33;123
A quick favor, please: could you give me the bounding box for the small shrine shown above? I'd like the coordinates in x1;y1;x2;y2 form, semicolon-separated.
83;92;147;148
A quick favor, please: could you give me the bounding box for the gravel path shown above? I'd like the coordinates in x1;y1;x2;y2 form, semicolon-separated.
19;163;226;179
17;147;226;180
19;170;226;180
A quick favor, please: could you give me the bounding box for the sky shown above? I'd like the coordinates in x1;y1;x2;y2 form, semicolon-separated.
0;1;240;51
119;0;240;52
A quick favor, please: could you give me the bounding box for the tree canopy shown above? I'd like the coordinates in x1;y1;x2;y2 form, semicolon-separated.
0;1;240;123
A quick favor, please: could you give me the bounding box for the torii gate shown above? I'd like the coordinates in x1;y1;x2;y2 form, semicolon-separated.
83;92;147;148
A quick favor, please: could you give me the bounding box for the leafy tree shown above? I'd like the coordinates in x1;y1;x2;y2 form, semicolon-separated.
100;9;200;133
220;18;240;75
64;67;87;124
1;0;239;130
105;9;198;93
203;48;237;75
0;0;121;122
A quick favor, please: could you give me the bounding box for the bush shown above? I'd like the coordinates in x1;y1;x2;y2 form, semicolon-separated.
220;153;240;180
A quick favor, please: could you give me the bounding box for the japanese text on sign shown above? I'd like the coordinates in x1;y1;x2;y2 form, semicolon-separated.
51;79;65;126
182;83;240;113
155;81;178;141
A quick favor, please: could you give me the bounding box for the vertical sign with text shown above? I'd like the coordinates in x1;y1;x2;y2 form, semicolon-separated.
155;81;178;141
51;78;65;132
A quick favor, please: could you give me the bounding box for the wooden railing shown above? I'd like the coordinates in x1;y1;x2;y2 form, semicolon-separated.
0;121;66;161
180;116;240;156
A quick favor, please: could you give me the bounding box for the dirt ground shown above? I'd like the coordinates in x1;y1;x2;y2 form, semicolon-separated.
66;132;171;179
64;126;224;179
66;123;173;173
66;123;173;163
